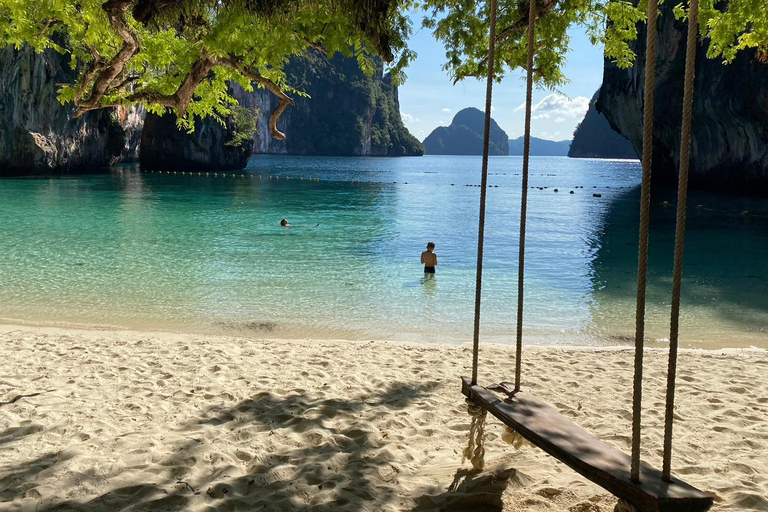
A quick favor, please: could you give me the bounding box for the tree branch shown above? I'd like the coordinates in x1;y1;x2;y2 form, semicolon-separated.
73;0;139;117
458;0;560;83
219;57;295;141
302;37;329;55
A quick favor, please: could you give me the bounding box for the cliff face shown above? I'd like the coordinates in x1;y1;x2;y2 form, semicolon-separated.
599;3;768;192
423;107;509;155
0;45;142;175
569;91;638;159
0;47;421;172
249;52;423;156
140;109;252;171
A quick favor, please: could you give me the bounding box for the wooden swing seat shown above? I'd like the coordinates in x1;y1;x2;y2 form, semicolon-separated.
461;377;713;512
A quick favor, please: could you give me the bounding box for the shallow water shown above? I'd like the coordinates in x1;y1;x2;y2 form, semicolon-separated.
1;155;767;348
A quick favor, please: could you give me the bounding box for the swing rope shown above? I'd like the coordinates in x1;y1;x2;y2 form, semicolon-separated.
515;0;536;393
471;0;499;385
662;0;699;482
631;0;660;483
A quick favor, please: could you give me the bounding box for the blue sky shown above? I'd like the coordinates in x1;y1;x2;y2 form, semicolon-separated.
397;18;606;142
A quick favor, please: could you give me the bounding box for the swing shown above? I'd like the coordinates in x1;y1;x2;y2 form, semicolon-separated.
462;0;714;510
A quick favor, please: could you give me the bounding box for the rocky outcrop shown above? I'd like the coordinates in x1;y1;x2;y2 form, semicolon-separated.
139;110;252;171
423;107;508;155
599;3;768;193
0;45;142;175
0;47;422;171
232;85;288;155
569;91;637;159
248;51;423;156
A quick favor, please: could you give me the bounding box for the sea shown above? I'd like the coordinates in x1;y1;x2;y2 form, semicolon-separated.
2;155;767;348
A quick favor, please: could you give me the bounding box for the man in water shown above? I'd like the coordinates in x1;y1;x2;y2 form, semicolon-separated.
281;218;319;228
421;241;438;274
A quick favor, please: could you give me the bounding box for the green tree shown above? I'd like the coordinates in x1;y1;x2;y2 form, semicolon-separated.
418;0;768;89
1;0;764;139
0;0;416;139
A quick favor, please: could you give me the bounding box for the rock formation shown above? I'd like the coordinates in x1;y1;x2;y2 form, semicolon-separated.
510;136;571;156
423;107;509;155
139;109;252;171
1;47;422;172
0;45;142;175
569;91;637;159
248;51;423;156
599;3;768;193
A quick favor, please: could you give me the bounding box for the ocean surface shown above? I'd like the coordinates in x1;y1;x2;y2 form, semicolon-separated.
2;155;768;348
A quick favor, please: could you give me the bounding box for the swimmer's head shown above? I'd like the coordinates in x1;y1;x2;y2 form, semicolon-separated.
426;241;435;250
280;219;288;226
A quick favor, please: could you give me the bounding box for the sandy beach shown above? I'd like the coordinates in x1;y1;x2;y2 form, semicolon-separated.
1;324;766;511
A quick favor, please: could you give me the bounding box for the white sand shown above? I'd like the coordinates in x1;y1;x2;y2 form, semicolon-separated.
0;324;766;512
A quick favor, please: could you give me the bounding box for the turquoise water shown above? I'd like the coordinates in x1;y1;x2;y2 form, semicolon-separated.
2;155;768;347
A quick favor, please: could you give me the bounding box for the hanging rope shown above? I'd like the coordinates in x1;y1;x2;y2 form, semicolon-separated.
631;0;660;483
471;0;499;385
662;0;699;482
614;499;639;512
463;398;488;471
501;426;531;449
514;0;537;393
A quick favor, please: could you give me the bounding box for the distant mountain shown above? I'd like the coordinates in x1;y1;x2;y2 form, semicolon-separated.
422;107;509;155
568;90;638;159
508;136;571;156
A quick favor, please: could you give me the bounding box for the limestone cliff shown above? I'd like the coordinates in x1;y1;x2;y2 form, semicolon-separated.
423;107;508;155
599;3;768;193
139;108;252;171
248;51;423;156
569;91;637;159
0;45;142;175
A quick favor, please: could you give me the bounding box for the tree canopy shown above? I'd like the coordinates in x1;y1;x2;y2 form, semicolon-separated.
0;0;416;138
0;0;765;139
420;0;768;89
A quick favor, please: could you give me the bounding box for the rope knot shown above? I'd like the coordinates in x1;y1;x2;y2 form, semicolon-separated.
463;398;487;471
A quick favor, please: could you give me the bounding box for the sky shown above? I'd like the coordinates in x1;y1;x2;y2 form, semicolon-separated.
397;15;606;142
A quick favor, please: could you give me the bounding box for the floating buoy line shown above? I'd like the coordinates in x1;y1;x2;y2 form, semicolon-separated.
137;169;766;217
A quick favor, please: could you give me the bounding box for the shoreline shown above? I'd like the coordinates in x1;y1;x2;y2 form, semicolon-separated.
2;319;765;351
1;325;766;511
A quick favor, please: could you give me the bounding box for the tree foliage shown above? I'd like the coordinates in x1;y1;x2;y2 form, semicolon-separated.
417;0;768;90
0;0;416;137
0;0;765;137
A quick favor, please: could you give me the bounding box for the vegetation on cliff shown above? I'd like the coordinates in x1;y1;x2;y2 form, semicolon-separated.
0;0;415;141
280;51;424;156
423;107;508;155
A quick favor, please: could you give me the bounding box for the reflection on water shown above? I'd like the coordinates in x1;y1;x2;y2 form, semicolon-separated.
589;187;768;347
1;155;767;348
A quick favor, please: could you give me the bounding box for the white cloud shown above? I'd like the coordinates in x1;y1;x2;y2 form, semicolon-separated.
555;117;566;123
401;112;417;123
515;94;590;118
532;113;550;120
441;108;452;113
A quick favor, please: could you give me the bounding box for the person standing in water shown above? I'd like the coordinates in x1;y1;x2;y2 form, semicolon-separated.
421;241;437;274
